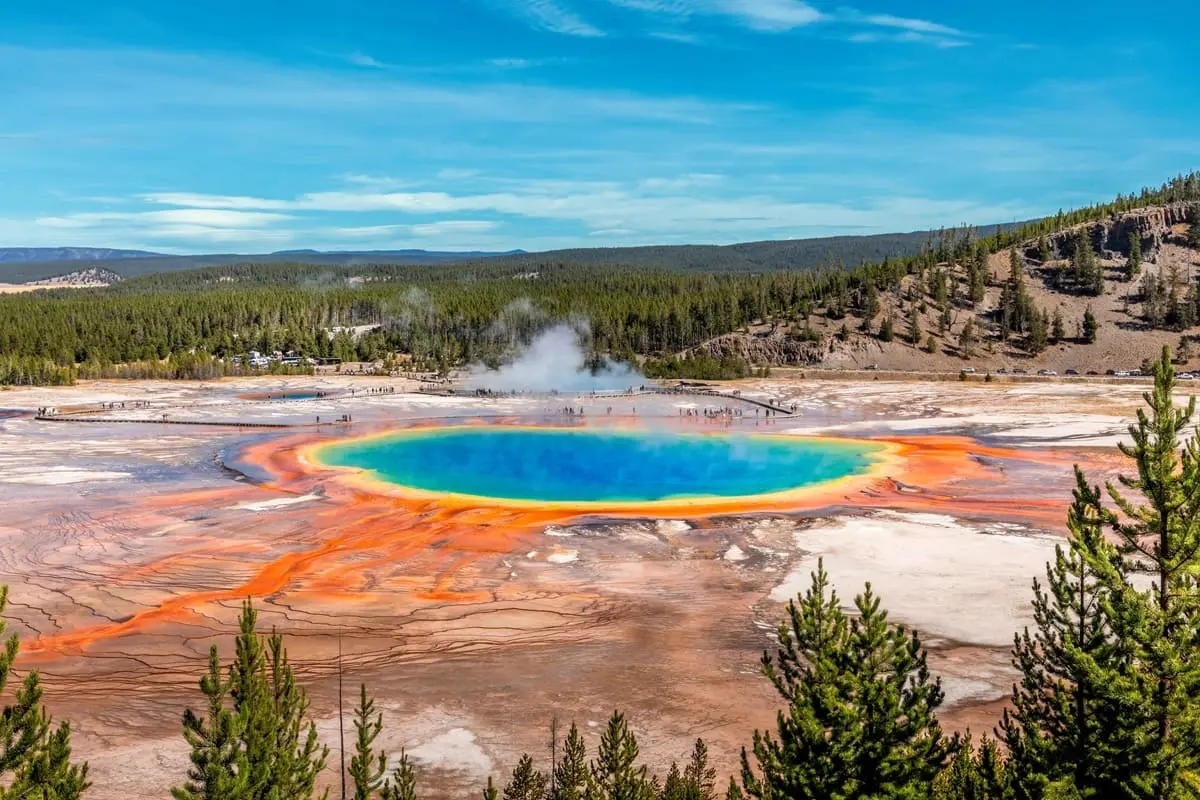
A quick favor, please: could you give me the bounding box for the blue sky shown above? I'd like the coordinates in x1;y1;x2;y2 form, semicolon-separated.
2;0;1198;254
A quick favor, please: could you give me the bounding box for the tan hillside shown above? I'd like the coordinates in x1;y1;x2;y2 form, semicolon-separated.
690;203;1200;375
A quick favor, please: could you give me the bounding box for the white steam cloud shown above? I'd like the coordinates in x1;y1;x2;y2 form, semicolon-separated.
465;324;644;392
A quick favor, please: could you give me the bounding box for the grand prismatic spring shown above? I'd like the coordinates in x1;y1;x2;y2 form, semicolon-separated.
313;427;886;504
0;376;1149;797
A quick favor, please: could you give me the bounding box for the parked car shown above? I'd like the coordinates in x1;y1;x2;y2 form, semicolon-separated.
961;367;977;374
1013;368;1029;375
996;367;1009;374
1065;369;1079;375
1038;369;1057;376
1086;371;1100;376
1180;373;1196;381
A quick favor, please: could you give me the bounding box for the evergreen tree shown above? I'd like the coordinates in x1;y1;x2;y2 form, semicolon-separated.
1039;235;1052;264
932;736;1008;800
1100;347;1200;798
969;247;987;305
925;334;939;354
173;647;249;800
1128;232;1143;280
1082;308;1098;344
380;752;418;800
736;561;952;800
682;740;716;800
999;469;1143;799
661;764;686;800
1052;309;1065;343
181;600;329;800
505;755;548;800
485;777;500;800
1188;204;1200;249
879;315;894;343
553;724;589;800
0;585;90;800
908;305;922;346
1028;309;1049;354
1072;231;1103;296
349;685;387;800
958;319;977;358
587;712;652;800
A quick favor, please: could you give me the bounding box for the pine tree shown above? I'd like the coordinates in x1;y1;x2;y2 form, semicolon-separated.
0;585;90;800
14;716;90;800
736;560;952;800
970;246;988;305
505;755;548;800
932;735;1008;800
1128;231;1143;280
1082;308;1098;344
908;305;922;346
349;685;386;800
178;602;335;800
999;469;1143;799
380;752;418;800
587;712;651;800
1039;235;1052;264
661;763;686;800
1100;346;1200;798
484;777;500;800
958;318;977;358
173;647;249;800
1028;309;1049;354
682;740;716;800
879;315;894;343
1051;309;1065;343
262;634;327;799
1188;204;1200;249
553;724;589;800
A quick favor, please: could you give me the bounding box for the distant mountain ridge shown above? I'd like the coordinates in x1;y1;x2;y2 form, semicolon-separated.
0;247;162;264
0;248;525;283
0;228;1036;284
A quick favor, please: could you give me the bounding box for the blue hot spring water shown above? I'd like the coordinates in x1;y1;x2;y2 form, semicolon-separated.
316;427;882;503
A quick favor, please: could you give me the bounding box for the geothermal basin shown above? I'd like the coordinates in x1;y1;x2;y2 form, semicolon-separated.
0;376;1149;798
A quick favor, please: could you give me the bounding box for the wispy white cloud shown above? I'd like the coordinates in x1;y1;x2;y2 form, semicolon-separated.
493;0;605;36
605;0;823;31
848;30;968;48
134;180;1034;242
602;0;966;44
346;51;388;68
860;13;963;37
35;209;293;228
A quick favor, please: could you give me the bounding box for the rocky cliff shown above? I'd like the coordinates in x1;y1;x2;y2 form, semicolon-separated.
1025;203;1193;264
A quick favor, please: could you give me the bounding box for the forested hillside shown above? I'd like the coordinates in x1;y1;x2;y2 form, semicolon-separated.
0;173;1198;385
0;223;1026;284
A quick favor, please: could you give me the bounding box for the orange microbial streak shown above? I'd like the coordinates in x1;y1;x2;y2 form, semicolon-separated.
23;425;1091;659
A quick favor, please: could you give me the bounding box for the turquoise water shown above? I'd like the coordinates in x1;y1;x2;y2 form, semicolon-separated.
317;427;881;503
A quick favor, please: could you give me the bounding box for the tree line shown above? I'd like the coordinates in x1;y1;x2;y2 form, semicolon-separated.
1;173;1199;384
6;346;1200;797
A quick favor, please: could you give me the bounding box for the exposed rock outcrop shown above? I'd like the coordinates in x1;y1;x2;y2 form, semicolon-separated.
1025;203;1192;265
687;327;880;366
